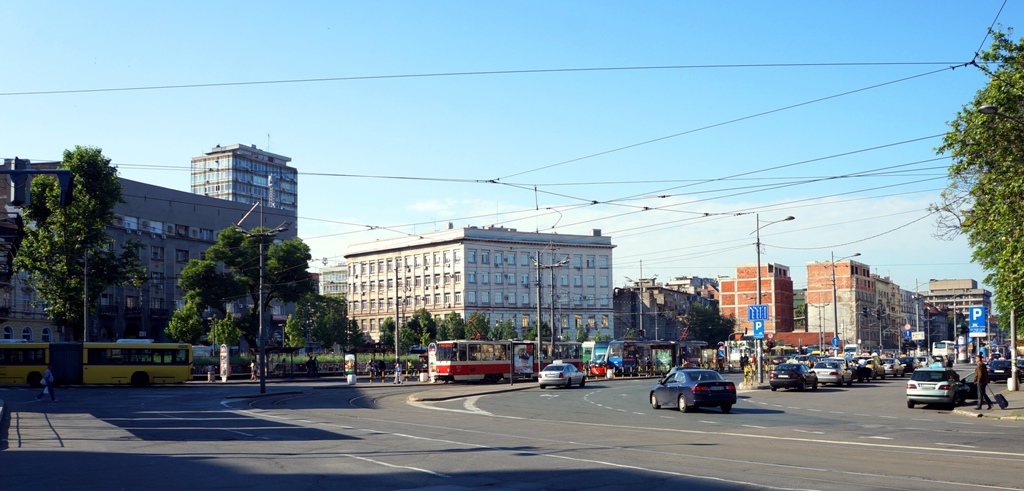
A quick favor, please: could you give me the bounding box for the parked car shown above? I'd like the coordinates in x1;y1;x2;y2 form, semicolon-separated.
538;363;586;389
854;355;885;381
650;368;736;413
906;368;962;409
881;358;905;378
769;363;819;391
986;359;1022;384
898;356;918;373
812;359;853;386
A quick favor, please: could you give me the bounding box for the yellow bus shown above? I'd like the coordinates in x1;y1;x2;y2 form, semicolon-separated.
0;340;49;386
0;340;193;387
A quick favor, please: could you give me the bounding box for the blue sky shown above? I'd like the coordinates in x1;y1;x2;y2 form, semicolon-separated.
2;2;1019;298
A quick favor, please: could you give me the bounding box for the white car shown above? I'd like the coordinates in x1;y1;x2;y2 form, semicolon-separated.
538;363;586;389
812;359;853;386
881;358;905;378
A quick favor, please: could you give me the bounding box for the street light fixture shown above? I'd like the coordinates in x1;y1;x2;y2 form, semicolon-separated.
752;214;795;384
234;201;290;395
828;252;860;355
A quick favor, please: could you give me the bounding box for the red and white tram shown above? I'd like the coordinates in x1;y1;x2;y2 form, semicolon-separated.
429;340;538;383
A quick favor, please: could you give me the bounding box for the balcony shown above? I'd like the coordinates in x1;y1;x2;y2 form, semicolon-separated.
99;305;119;316
150;308;170;319
125;307;143;318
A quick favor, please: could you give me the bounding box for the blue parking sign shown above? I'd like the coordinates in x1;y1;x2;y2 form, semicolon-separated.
753;320;765;339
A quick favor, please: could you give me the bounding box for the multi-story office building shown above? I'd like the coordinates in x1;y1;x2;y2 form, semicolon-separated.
345;226;615;342
319;262;349;298
190;144;297;211
720;263;795;337
1;178;297;342
805;259;874;349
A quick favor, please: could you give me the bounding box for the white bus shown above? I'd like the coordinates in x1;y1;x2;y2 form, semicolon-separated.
931;340;955;358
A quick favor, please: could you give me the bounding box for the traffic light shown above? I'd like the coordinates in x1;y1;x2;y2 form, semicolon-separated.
6;157;30;206
765;340;775;350
56;172;74;208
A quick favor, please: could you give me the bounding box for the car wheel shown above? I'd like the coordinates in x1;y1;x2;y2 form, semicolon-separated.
846;377;853;386
650;393;661;410
539;384;546;389
798;381;806;392
813;381;818;390
880;373;885;380
579;377;586;388
907;400;915;408
721;404;733;414
679;395;692;413
770;386;777;391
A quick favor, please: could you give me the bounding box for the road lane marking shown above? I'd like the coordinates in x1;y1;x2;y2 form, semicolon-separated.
937;442;977;448
863;436;893;440
742;424;766;429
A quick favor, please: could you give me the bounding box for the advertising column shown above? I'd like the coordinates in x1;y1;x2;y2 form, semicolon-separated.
219;344;231;382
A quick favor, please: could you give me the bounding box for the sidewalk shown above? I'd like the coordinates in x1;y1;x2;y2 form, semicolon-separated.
952;384;1024;421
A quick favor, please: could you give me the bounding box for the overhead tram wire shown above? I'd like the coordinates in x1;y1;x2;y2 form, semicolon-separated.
496;66;960;182
0;61;968;98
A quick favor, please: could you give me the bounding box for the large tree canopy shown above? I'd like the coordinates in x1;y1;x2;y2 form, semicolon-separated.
178;226;314;344
14;146;146;339
933;29;1024;324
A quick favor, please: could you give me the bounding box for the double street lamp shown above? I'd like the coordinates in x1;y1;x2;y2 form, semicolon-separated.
752;214;794;384
235;201;289;395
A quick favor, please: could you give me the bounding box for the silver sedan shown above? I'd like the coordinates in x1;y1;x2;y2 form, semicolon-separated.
812;360;853;386
538;363;586;389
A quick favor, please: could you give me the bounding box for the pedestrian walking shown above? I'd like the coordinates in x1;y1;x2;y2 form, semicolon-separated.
36;363;56;402
393;359;404;384
250;360;258;380
975;355;993;410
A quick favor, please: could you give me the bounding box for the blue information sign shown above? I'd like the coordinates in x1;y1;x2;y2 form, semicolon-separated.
831;336;840;347
904;329;912;340
747;304;769;321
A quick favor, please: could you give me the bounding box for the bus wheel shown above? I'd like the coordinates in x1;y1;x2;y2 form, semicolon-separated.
131;372;150;387
28;372;43;387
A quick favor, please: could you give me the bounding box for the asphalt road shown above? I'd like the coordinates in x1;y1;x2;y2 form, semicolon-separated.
1;373;1022;491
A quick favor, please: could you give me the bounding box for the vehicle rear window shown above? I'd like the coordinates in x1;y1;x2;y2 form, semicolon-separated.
911;370;949;382
543;365;565;372
776;364;801;370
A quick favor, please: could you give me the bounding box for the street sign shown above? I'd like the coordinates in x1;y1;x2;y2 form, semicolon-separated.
831;337;840;347
748;304;769;321
903;329;912;340
911;332;925;341
753;320;765;339
969;306;987;338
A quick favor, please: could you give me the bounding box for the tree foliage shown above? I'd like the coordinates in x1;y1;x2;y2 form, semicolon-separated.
14;146;146;340
491;319;518;341
933;28;1024;325
165;302;206;344
179;226;315;344
437;311;466;341
467;312;490;339
575;326;590;342
680;304;735;345
210;316;243;347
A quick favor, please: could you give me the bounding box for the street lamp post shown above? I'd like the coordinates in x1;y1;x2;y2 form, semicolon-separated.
829;252;860;355
534;252;569;363
234;200;289;395
753;214;795;384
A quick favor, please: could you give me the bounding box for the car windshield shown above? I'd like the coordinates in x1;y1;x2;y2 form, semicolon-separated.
911;370;950;382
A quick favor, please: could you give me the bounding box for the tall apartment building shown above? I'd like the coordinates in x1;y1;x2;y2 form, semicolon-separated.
720;263;794;337
345;226;615;342
190;144;297;211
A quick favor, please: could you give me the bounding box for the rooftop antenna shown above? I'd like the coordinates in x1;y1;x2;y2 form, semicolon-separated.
267;133;271;151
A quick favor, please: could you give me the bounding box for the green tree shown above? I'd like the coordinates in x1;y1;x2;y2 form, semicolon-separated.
180;226;315;345
492;319;518;340
165;302;206;344
933;28;1024;330
575;326;590;342
437;311;466;340
681;304;735;345
210;316;243;347
344;319;366;350
523;321;551;342
794;303;807;319
379;317;396;354
14;146;146;340
178;260;245;319
284;314;305;348
594;332;613;341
